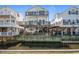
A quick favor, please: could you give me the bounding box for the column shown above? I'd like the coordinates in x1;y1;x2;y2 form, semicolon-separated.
53;31;55;35
10;14;11;26
52;28;55;35
75;28;77;35
7;28;8;36
71;28;73;36
17;28;19;35
9;13;12;36
14;28;17;35
61;30;63;38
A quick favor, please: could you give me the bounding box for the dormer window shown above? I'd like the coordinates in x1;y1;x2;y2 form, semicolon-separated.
68;10;78;15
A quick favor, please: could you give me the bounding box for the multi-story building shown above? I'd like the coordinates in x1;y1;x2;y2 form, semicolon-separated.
51;7;79;36
25;6;50;33
0;6;23;41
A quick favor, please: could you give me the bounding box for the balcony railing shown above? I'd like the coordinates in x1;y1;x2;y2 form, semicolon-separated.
0;22;16;27
0;32;19;36
0;11;17;18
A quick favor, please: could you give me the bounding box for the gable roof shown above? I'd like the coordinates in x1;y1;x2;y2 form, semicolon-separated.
56;7;79;15
26;6;48;12
0;6;19;17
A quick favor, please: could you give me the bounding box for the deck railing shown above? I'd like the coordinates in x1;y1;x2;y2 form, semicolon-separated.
0;22;16;27
0;32;19;36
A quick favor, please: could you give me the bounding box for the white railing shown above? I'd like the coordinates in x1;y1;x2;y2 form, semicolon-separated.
60;25;79;27
0;32;19;36
0;22;16;27
0;11;17;18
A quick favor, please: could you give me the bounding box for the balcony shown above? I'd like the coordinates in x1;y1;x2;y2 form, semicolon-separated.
0;23;16;27
0;32;19;36
0;11;17;18
61;25;79;27
0;21;16;27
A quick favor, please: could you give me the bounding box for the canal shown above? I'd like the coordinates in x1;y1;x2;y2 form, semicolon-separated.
0;35;79;49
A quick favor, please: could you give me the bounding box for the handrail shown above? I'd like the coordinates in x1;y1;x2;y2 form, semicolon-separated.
0;32;19;36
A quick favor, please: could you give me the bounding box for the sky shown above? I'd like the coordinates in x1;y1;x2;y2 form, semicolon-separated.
0;5;79;21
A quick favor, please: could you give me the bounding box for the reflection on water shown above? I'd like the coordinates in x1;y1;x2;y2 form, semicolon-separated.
0;35;79;49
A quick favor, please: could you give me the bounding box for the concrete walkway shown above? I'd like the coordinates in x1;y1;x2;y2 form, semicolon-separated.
0;49;79;53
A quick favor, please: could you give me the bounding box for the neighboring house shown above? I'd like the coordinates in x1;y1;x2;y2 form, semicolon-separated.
25;6;50;33
18;21;25;27
0;6;23;41
51;7;79;36
18;21;25;34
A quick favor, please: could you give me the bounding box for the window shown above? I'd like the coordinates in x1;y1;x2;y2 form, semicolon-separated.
63;19;68;25
29;21;33;25
0;20;3;24
6;20;9;22
76;19;79;24
33;12;37;15
46;11;49;15
33;20;38;25
68;19;71;22
47;21;50;25
28;12;33;15
26;12;38;16
76;11;78;14
5;20;10;24
38;20;42;25
26;11;37;16
68;11;71;14
68;19;71;24
11;20;15;23
39;11;45;15
25;12;28;16
43;20;45;25
72;20;75;24
70;20;76;25
68;10;78;15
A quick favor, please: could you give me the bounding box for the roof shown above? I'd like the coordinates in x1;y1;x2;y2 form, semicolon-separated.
52;17;62;24
54;6;79;16
0;6;18;17
26;6;48;12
